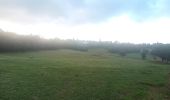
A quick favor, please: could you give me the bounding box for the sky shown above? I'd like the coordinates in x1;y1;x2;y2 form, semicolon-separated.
0;0;170;43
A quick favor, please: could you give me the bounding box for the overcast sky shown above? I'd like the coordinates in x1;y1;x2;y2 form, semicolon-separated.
0;0;170;43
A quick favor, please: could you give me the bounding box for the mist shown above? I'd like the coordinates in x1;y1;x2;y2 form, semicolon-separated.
1;1;170;100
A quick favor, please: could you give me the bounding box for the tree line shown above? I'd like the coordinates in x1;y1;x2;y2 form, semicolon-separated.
0;30;88;52
0;29;170;63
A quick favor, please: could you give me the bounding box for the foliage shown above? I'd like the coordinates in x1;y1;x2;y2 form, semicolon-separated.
0;30;150;54
151;43;170;62
109;42;150;57
140;49;149;60
0;30;88;52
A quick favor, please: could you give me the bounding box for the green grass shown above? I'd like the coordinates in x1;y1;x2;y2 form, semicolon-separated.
0;49;170;100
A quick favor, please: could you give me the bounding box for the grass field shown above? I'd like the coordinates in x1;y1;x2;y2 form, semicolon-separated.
0;49;170;100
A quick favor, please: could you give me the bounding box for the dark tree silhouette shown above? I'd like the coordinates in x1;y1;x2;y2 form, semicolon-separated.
0;30;89;52
151;43;170;63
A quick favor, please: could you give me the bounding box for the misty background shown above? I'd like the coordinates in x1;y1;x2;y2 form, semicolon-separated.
0;0;170;62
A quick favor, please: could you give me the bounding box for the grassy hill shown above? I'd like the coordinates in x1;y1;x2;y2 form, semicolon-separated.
0;49;170;100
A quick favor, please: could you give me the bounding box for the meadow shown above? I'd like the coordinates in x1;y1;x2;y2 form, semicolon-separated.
0;49;170;100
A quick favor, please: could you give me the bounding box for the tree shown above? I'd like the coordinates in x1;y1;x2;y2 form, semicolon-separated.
140;49;149;60
151;44;170;63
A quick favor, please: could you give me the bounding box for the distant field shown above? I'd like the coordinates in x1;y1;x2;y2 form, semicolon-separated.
0;49;170;100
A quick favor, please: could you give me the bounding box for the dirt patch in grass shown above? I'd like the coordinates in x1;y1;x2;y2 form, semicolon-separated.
165;73;170;99
150;60;170;65
147;73;170;100
138;81;164;100
139;82;164;87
